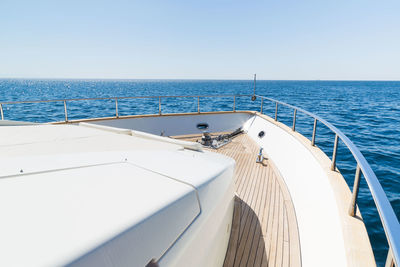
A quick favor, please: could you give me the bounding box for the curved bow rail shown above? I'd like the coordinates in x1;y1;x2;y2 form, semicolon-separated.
0;94;399;266
254;94;400;267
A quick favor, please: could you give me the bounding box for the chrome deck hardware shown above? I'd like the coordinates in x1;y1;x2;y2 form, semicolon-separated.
199;128;243;149
256;147;264;163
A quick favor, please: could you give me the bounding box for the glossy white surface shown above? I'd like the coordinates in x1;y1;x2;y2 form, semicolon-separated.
0;163;199;266
89;112;252;136
158;153;235;267
0;125;181;158
0;124;235;267
79;122;203;151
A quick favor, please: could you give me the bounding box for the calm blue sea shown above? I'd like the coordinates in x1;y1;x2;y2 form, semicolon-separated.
0;79;399;266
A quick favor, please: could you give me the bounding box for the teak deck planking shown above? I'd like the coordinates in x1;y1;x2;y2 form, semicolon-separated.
173;133;301;267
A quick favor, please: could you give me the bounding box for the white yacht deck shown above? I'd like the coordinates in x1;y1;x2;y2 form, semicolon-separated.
0;124;235;266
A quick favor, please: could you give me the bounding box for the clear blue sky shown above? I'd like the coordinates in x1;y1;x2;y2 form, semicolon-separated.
0;0;399;80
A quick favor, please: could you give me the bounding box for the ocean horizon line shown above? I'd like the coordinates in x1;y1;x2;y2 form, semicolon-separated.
1;77;400;82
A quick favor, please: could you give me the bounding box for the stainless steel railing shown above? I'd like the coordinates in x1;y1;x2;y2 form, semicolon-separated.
254;94;399;267
0;94;399;266
0;94;251;121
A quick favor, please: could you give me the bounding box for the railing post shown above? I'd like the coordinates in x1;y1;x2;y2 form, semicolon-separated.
115;98;119;118
63;100;68;122
292;109;297;131
233;96;236;112
0;103;4;120
331;134;339;171
349;165;361;217
275;102;278;121
197;96;200;113
311;118;317;146
260;98;263;113
158;97;161;115
385;247;394;267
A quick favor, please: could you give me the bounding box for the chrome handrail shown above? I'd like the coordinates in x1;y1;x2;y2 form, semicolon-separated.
255;94;399;267
0;94;251;105
0;94;251;122
0;93;398;266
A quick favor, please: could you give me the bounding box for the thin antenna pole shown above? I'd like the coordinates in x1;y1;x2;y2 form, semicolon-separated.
251;74;257;101
253;74;256;95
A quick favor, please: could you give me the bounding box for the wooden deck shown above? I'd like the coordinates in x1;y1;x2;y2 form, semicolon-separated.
174;133;301;267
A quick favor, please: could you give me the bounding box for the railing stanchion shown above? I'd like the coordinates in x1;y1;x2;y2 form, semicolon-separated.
385;248;394;267
158;97;161;115
292;109;297;131
349;165;361;217
197;96;200;113
331;134;339;171
0;104;4;120
63;100;68;122
311;118;317;146
115;98;119;118
260;98;263;113
275;102;278;121
233;96;236;112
